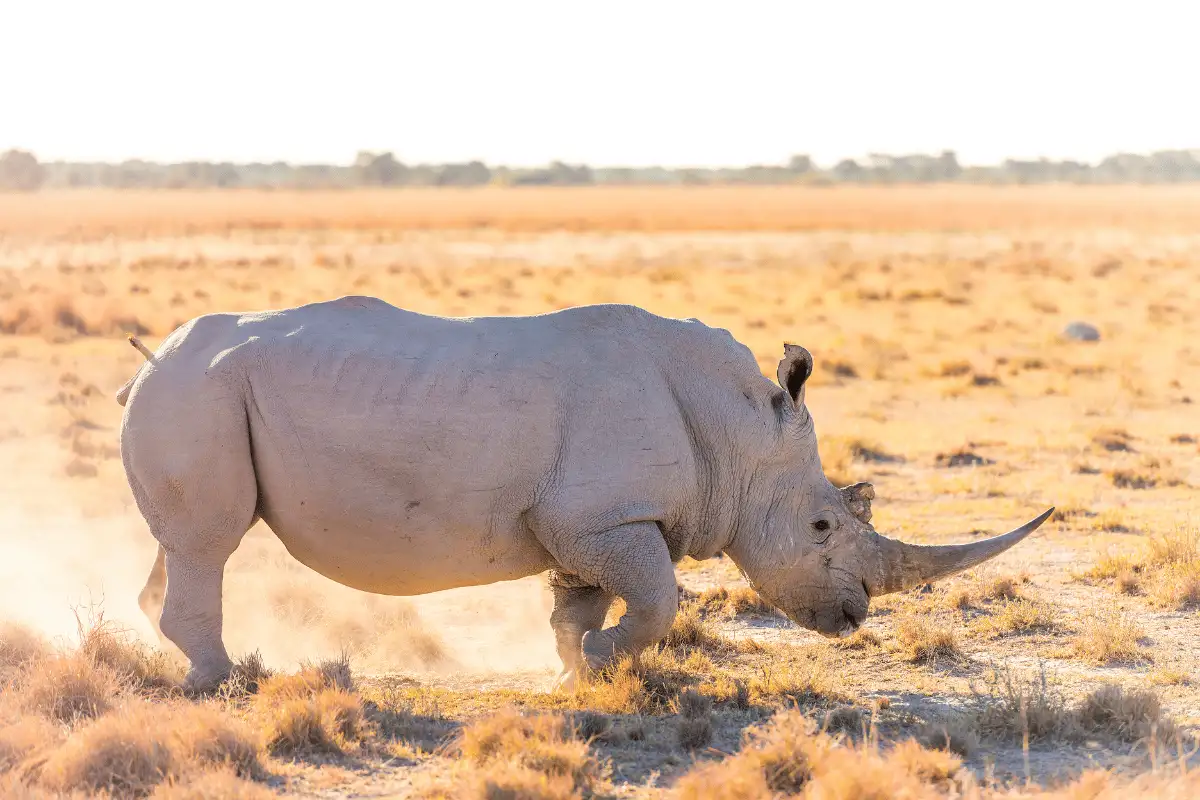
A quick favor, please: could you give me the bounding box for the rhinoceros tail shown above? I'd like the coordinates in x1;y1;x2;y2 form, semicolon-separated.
116;334;156;407
128;334;155;361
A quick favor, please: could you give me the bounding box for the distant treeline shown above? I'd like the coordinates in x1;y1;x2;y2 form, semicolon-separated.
3;148;1200;191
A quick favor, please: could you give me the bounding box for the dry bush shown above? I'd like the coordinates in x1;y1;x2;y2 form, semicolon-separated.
17;654;120;723
1076;684;1176;743
0;716;62;772
252;656;369;756
674;689;713;751
453;708;608;796
37;700;261;796
696;586;775;618
38;703;162;795
1085;550;1141;581
674;709;964;800
0;624;51;679
917;715;980;757
831;628;881;651
256;656;354;705
259;689;366;757
663;601;738;653
968;666;1075;743
150;769;277;799
820;436;900;485
971;598;1056;638
564;657;650;715
75;610;181;694
895;615;961;664
1091;426;1135;452
1071;608;1148;664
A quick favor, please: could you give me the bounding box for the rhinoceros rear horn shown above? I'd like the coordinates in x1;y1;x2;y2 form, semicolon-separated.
871;508;1054;595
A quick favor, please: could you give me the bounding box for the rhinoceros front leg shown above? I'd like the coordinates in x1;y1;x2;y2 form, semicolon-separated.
549;521;677;675
548;578;614;689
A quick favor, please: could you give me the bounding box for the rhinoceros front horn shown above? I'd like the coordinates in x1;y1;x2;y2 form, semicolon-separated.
870;508;1054;595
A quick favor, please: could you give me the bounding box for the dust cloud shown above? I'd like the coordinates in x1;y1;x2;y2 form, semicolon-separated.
0;477;560;680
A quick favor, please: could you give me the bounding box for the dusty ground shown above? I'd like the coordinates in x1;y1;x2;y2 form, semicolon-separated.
1;186;1198;798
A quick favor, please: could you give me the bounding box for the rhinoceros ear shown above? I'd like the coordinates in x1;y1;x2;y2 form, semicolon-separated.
777;344;813;407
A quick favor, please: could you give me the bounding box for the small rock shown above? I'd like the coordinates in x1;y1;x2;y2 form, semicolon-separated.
1063;321;1101;342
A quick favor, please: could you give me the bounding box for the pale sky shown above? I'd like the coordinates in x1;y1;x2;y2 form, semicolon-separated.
2;1;1198;168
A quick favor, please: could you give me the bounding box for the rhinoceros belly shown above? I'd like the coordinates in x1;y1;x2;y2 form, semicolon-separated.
251;459;557;595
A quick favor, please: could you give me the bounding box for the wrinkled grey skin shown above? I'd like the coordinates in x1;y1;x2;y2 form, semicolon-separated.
118;297;1047;691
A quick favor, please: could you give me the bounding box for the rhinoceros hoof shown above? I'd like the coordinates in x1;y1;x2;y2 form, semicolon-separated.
183;663;233;695
580;630;615;672
554;669;580;692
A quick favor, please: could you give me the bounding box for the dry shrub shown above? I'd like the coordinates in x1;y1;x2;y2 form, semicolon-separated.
1091;427;1135;452
972;598;1056;638
831;628;881;651
675;689;713;751
253;657;368;756
38;701;261;797
150;769;277;799
0;717;62;772
674;709;964;800
1077;684;1176;743
943;586;973;611
39;704;175;796
455;709;607;796
18;654;120;723
1071;608;1148;664
0;624;51;679
1086;550;1141;581
567;657;650;715
821;436;900;485
170;704;260;777
255;656;353;705
260;689;366;757
982;575;1022;600
917;715;980;757
895;615;960;664
696;586;775;618
969;666;1074;743
75;611;181;694
1108;468;1157;490
663;601;735;653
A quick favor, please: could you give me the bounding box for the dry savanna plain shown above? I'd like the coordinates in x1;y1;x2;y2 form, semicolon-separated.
1;185;1199;798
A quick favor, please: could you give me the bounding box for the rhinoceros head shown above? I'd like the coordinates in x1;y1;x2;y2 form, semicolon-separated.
724;344;1053;638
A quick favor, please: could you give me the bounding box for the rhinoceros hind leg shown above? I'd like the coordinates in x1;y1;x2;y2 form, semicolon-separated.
159;549;234;693
122;384;257;693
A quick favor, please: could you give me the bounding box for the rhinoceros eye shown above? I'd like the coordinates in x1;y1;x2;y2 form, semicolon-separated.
810;513;837;542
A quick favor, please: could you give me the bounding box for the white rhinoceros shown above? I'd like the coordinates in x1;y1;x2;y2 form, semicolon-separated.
116;296;1051;690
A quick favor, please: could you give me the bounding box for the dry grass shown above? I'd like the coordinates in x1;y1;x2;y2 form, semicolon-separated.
37;701;260;797
695;586;776;618
1084;527;1200;611
149;769;277;799
447;708;609;797
15;654;120;723
3;186;1200;795
11;185;1200;240
675;709;965;800
0;624;50;679
895;615;961;664
971;598;1057;638
1071;608;1149;664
